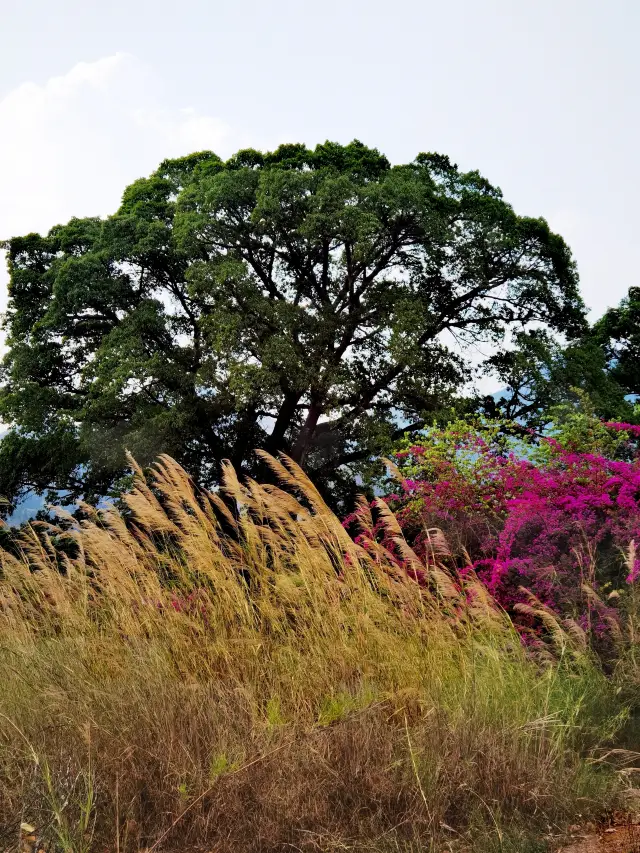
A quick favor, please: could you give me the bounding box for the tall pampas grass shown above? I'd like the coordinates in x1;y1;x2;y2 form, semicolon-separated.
0;454;626;852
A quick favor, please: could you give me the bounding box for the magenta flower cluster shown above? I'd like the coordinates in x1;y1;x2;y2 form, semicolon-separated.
350;422;640;637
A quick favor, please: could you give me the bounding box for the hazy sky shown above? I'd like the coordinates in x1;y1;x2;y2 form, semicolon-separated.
1;0;639;326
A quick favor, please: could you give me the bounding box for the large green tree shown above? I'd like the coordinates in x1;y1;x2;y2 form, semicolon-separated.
0;141;585;509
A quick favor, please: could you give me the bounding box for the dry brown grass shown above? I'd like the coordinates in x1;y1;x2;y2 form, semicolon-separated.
0;453;626;852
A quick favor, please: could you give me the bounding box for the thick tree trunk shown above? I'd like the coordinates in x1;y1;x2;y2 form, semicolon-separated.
229;405;258;470
290;398;323;465
266;390;303;453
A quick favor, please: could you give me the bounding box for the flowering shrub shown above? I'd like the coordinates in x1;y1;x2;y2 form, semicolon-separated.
358;417;640;642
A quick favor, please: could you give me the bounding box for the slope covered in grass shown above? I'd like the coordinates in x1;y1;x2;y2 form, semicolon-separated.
0;454;628;852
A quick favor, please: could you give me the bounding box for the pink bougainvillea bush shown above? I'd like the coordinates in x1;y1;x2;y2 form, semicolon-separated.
347;415;640;644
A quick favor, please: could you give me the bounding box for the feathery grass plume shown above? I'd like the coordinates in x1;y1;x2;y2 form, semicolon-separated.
625;539;638;583
123;454;181;537
514;587;591;656
382;456;403;482
353;494;375;532
256;450;332;519
562;617;588;649
373;497;404;537
582;583;624;645
461;568;507;627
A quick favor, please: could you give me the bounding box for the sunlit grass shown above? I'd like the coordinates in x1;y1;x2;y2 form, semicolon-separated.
0;453;627;852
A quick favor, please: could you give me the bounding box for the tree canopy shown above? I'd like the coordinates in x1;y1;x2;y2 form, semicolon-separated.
594;286;640;400
485;285;640;429
0;140;586;510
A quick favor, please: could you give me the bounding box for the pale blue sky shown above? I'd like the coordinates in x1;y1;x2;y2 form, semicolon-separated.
2;0;639;325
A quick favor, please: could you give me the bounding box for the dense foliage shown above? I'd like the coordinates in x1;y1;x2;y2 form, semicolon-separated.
486;287;640;428
0;140;587;511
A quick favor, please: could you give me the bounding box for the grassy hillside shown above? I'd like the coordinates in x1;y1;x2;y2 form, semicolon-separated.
0;454;629;852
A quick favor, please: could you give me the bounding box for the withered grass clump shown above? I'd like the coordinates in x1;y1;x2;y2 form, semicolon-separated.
0;454;626;852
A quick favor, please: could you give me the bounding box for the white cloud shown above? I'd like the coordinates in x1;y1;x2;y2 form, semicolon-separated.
132;107;230;153
0;54;233;313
